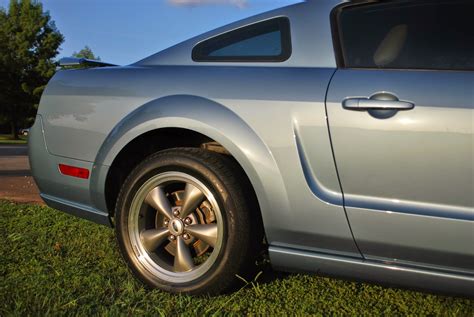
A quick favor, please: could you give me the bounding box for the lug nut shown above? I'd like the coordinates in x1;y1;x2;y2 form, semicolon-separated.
173;209;180;217
164;219;169;226
169;235;176;241
184;217;192;225
183;233;190;240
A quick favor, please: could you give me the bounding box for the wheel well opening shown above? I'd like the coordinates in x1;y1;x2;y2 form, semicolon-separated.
104;128;242;218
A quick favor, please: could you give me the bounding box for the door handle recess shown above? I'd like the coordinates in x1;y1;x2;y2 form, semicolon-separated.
343;98;414;111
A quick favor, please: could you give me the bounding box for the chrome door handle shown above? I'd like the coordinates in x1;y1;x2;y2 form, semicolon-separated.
342;98;415;110
343;98;415;110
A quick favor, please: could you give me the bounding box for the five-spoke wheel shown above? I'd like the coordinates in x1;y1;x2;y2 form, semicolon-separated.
129;172;224;281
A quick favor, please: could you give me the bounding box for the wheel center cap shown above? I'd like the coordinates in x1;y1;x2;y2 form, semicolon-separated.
169;218;184;236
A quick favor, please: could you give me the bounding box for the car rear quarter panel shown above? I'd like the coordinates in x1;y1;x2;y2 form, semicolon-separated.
38;64;361;255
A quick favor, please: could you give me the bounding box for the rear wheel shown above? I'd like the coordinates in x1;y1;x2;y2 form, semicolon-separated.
115;148;261;295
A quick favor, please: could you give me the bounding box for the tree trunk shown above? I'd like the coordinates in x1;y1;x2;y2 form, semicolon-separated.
10;121;19;140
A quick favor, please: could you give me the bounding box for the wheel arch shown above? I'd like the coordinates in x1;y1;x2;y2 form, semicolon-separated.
90;95;289;233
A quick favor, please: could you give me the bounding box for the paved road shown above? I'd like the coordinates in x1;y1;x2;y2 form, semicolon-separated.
0;145;28;156
0;145;42;204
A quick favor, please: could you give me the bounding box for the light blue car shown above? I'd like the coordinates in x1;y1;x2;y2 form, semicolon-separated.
29;0;474;295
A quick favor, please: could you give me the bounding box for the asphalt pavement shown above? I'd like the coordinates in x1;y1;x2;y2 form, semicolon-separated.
0;144;42;204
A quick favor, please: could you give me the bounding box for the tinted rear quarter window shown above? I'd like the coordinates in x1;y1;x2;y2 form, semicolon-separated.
192;17;291;62
335;0;474;71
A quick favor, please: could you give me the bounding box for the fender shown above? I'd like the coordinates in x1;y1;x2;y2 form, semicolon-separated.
90;95;290;239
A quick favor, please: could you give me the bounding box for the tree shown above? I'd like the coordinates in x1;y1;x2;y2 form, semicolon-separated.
73;45;100;60
0;0;63;139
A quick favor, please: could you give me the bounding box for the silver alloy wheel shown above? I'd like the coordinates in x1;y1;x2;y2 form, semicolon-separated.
128;171;224;283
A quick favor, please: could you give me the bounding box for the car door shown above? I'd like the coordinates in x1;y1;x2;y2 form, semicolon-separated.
326;0;474;272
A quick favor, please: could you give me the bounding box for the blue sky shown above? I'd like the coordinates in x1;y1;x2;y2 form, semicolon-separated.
1;0;301;65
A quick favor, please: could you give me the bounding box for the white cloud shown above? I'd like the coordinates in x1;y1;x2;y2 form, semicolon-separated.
167;0;248;8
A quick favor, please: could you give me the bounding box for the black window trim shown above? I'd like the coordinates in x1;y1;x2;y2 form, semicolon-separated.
330;1;350;69
192;16;292;63
330;0;473;72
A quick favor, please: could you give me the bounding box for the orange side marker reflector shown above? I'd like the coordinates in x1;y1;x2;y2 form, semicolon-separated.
58;164;90;179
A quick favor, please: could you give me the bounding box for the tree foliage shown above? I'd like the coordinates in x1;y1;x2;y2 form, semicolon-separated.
0;0;63;138
72;45;100;60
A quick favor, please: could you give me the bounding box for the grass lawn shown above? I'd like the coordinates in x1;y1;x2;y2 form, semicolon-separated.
1;200;472;316
0;134;27;145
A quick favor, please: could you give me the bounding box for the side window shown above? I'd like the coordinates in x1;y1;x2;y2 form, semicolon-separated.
334;0;474;71
192;17;291;62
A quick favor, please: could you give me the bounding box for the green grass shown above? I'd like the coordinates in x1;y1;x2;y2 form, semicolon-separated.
1;201;472;316
0;134;27;145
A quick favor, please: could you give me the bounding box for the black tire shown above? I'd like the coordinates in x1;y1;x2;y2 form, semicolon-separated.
115;148;262;295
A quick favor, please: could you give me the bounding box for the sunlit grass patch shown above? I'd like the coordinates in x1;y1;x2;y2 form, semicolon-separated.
1;200;472;316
